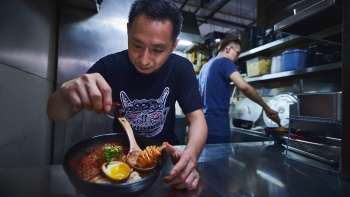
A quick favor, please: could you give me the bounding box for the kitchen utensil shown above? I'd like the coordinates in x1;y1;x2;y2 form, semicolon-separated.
232;118;253;129
120;118;155;172
263;93;297;128
276;120;283;128
264;127;301;145
236;97;263;123
109;102;157;172
276;121;288;132
63;133;167;197
264;127;287;144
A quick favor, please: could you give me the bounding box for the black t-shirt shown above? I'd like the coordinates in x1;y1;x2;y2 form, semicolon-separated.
87;50;203;144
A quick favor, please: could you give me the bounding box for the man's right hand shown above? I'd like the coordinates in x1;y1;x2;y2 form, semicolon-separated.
47;73;112;121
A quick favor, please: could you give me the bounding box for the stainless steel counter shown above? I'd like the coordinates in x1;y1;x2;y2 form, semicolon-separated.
1;142;349;197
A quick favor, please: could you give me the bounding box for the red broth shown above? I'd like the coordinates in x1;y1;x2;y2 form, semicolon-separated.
76;142;153;184
77;142;128;181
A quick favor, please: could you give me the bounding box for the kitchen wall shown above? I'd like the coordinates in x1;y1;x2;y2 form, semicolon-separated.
0;0;57;167
53;0;133;164
0;0;135;166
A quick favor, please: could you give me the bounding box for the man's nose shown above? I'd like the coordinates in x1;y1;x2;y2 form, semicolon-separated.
139;49;151;65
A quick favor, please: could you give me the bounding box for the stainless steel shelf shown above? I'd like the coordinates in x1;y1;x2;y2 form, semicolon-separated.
237;35;315;62
243;62;342;83
289;115;342;125
273;0;342;44
240;35;300;58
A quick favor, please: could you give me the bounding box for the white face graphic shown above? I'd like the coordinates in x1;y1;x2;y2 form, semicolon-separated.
120;87;170;137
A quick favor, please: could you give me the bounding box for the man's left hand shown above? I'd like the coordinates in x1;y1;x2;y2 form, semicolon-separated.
163;143;200;190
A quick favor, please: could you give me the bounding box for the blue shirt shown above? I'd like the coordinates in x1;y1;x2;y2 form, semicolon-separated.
197;57;238;136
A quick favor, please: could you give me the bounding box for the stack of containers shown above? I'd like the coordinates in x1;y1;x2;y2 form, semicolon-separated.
271;55;282;73
281;49;308;71
245;56;271;77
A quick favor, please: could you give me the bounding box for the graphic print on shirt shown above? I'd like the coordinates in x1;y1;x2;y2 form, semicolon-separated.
198;65;209;113
119;87;170;137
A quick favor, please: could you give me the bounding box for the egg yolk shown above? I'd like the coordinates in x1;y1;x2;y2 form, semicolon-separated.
109;163;130;180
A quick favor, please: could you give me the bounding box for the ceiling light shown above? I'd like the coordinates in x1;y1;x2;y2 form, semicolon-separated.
178;39;193;46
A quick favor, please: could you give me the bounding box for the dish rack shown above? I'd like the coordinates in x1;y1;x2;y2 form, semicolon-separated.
284;115;342;173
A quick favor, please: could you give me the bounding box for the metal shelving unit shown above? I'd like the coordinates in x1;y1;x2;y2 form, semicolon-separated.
244;62;342;83
231;34;342;84
285;115;342;173
239;35;304;61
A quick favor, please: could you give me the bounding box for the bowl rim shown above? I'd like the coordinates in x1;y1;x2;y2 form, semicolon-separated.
62;133;168;187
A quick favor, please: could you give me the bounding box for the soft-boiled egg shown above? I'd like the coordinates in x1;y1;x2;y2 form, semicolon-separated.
101;161;131;181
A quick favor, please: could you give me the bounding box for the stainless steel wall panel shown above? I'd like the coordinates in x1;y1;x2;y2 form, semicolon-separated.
0;0;56;81
302;74;342;93
0;0;56;167
57;0;132;84
52;111;114;164
0;131;48;168
53;0;134;163
0;63;52;165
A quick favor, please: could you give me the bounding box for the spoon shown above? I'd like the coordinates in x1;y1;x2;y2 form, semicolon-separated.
108;102;157;172
274;120;291;133
277;122;283;128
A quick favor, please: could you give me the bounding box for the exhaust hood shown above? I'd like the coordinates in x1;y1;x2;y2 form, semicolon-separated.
61;0;103;12
176;11;202;52
274;0;342;44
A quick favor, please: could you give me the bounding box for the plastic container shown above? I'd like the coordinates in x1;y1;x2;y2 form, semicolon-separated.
246;56;271;77
271;55;282;73
281;49;308;71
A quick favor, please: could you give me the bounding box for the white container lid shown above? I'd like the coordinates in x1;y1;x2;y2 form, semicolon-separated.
263;93;297;127
236;98;263;123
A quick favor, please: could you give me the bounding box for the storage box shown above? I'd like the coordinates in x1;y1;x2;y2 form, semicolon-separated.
246;57;271;77
281;49;308;71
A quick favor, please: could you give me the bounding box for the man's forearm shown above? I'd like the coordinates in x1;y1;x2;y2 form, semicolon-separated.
186;124;207;162
46;89;78;121
241;86;269;110
184;110;207;162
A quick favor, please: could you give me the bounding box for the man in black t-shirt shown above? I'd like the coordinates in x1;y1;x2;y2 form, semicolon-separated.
47;0;207;190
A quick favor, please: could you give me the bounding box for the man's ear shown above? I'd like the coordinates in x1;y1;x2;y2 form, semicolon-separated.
171;38;180;52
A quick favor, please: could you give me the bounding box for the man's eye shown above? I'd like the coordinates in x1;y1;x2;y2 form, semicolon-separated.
153;49;163;53
134;44;142;49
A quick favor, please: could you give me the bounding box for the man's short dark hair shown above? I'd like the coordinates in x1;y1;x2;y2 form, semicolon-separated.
128;0;183;42
218;36;241;52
